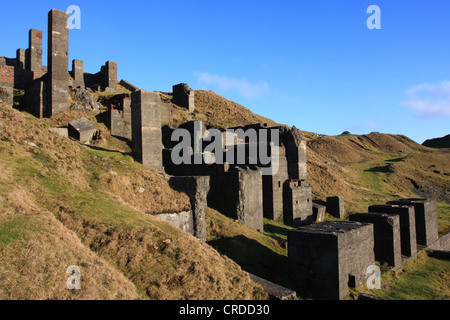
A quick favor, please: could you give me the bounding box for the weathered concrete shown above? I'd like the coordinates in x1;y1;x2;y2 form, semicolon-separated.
119;79;138;92
312;202;326;223
27;29;43;72
26;78;46;118
102;61;117;91
327;196;345;219
283;179;313;226
209;166;264;232
249;273;297;300
169;176;210;241
387;198;438;247
68;117;97;142
368;204;417;257
0;61;14;107
131;90;163;171
173;83;195;112
71;59;84;88
280;126;308;181
47;9;69;117
349;212;402;267
263;145;288;222
16;49;26;70
110;109;132;140
156;211;194;235
288;221;375;300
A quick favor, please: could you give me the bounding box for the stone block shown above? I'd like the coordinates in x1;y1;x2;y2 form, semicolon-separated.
312;203;326;223
209;166;264;232
288;221;375;300
68;118;97;142
283;179;313;226
327;196;345;219
368;204;417;257
169;176;210;241
27;29;43;72
71;59;84;88
387;198;438;246
26;78;46;118
47;9;69;117
349;212;402;267
131;90;163;171
173;83;195;112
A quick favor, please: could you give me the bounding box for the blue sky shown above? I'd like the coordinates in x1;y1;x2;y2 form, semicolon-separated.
1;0;449;143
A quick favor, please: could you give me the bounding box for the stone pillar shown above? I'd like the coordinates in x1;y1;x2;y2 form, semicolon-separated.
349;212;402;267
27;29;43;72
71;59;84;88
173;83;195;112
169;176;210;241
283;179;313;226
47;9;69;117
387;198;438;247
263;145;288;222
104;61;117;91
288;221;375;300
327;196;345;219
131;90;163;171
0;59;14;107
368;204;417;257
16;49;26;70
26;79;46;119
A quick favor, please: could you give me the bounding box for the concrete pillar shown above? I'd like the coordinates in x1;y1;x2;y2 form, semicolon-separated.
47;9;69;117
105;61;117;91
131;90;163;171
173;83;195;112
16;49;26;70
387;198;438;247
327;196;345;219
349;212;402;267
71;59;84;88
368;204;417;257
27;29;43;72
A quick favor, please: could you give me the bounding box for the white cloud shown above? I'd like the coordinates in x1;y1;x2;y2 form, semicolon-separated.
195;72;270;99
402;81;450;117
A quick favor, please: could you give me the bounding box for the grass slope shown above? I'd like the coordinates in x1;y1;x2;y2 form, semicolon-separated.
0;102;267;300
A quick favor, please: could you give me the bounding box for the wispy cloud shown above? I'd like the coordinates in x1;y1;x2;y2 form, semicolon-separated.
402;81;450;117
195;72;270;99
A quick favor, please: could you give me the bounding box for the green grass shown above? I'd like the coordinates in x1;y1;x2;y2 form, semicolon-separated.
356;251;450;300
0;216;35;249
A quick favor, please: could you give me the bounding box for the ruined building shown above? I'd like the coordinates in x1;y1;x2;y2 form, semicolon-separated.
1;8;445;301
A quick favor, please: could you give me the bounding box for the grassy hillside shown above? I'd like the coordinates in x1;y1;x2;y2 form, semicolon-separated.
0;102;267;300
1;84;449;300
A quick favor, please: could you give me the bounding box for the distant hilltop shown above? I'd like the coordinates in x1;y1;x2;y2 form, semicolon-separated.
422;134;450;149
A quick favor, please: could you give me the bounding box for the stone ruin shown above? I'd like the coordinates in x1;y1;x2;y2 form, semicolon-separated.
1;8;447;301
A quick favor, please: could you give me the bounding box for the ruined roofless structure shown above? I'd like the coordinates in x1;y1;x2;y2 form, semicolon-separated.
0;9;119;118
